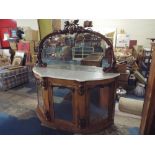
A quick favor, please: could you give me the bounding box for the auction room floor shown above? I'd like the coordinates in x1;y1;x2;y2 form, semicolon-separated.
0;75;141;135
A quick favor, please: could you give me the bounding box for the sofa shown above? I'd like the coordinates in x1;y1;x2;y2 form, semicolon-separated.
0;49;29;90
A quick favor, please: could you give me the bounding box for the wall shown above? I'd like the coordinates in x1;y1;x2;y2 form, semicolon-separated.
16;19;155;48
38;19;52;39
61;19;155;48
16;19;39;30
52;19;61;31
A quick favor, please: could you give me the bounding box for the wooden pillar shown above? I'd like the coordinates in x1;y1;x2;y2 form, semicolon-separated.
108;81;117;122
140;50;155;134
74;83;88;129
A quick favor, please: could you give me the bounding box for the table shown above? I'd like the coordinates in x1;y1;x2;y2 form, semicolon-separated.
33;64;120;133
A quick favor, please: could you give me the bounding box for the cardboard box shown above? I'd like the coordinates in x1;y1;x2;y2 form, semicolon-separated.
118;73;129;82
129;40;137;49
10;42;17;50
34;41;39;48
34;41;39;53
0;49;11;57
29;41;35;54
132;45;143;59
17;41;31;63
118;81;128;89
116;63;127;73
52;19;61;31
24;27;39;41
32;54;37;63
17;40;30;52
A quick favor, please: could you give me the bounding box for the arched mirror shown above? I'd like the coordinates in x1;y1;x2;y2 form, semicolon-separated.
36;20;115;72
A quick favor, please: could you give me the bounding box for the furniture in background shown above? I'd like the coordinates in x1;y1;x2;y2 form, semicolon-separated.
141;48;152;79
0;49;11;67
33;20;119;133
129;40;137;49
0;19;17;48
0;50;28;90
12;51;26;66
0;66;28;90
17;40;32;63
140;39;155;81
119;97;143;116
81;52;104;67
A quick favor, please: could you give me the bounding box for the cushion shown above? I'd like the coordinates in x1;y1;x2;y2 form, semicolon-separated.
0;57;10;67
119;97;144;116
12;56;23;66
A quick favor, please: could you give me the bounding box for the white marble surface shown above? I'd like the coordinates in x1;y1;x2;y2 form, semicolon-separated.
33;64;120;82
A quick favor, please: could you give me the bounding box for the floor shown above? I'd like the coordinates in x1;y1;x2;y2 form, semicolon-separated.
0;74;141;135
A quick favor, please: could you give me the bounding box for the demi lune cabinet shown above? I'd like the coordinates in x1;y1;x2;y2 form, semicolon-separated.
33;65;119;134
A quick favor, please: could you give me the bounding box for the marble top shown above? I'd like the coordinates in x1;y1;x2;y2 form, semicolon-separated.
33;64;120;82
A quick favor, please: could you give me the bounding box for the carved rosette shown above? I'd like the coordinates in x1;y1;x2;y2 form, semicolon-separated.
41;78;48;90
78;84;85;96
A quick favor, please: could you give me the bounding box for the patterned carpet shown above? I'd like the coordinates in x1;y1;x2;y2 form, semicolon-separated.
0;75;140;135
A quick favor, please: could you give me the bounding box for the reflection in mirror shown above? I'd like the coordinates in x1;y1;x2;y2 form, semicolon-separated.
89;85;108;123
41;32;111;68
52;86;73;122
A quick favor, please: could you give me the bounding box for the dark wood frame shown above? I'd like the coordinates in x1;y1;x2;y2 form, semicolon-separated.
36;20;116;72
140;50;155;134
34;73;118;134
34;20;118;134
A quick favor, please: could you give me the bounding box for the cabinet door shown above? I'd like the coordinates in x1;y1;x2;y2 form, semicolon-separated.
52;86;73;122
88;85;109;123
